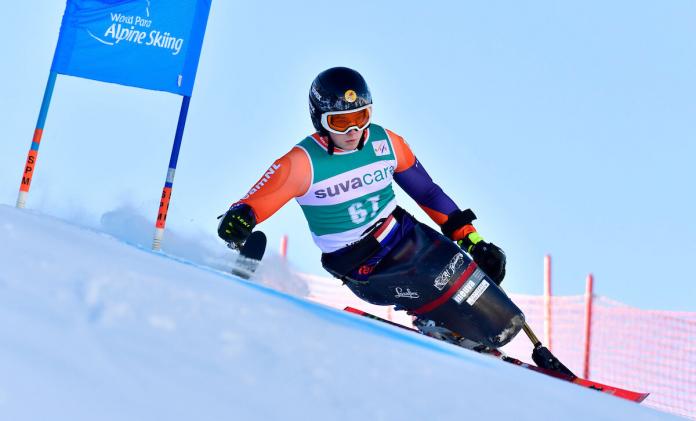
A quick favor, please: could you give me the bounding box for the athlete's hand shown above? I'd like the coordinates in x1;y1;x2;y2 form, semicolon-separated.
217;203;256;248
468;240;506;285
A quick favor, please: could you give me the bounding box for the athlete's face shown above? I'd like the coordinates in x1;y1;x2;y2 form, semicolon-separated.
329;129;364;151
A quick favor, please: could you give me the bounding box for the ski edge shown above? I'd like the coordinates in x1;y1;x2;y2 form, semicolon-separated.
343;306;649;403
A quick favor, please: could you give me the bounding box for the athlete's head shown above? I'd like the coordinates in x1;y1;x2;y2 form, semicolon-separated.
309;67;372;153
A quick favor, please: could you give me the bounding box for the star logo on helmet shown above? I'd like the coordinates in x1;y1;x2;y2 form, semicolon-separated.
344;90;357;103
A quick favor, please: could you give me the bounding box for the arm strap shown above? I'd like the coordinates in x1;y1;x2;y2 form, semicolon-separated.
441;208;477;239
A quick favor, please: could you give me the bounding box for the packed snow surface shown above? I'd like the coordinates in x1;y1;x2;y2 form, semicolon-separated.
0;205;677;420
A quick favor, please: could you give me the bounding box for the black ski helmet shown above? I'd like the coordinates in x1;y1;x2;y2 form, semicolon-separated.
309;67;372;153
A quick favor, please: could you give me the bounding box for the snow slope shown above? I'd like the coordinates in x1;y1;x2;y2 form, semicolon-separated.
0;205;678;420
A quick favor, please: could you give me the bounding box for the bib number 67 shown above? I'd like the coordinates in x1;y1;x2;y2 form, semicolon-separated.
348;195;380;224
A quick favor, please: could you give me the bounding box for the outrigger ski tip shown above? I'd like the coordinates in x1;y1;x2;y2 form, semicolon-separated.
230;231;267;280
344;306;649;403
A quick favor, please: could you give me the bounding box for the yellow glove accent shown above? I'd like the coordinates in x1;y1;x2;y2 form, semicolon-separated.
457;232;485;253
468;232;484;245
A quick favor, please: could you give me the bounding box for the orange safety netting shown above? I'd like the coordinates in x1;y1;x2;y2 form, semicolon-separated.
503;295;696;420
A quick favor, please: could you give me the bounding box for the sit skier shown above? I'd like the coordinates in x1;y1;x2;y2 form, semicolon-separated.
218;67;519;348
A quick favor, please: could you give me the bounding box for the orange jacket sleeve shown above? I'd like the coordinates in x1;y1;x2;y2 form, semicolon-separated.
237;147;312;223
387;129;417;172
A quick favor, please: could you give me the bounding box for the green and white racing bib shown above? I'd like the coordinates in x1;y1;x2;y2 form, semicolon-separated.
295;124;398;252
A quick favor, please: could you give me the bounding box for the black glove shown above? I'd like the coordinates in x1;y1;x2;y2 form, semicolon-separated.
217;203;256;248
469;241;506;285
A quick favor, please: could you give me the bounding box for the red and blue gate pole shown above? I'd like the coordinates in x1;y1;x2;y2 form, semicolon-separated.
152;95;191;251
17;71;58;209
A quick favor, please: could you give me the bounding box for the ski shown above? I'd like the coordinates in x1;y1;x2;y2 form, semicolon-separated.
230;231;267;280
488;350;649;402
344;306;649;403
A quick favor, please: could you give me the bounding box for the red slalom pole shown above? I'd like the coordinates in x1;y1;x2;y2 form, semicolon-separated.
280;235;288;260
583;273;595;379
544;254;553;351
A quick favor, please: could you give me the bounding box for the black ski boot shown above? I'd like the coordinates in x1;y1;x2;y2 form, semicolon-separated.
414;318;493;352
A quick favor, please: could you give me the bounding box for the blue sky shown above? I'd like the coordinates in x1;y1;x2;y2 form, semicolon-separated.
1;0;694;311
